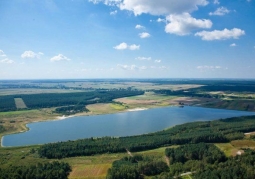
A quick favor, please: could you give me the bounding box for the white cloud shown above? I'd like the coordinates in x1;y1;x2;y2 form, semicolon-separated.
110;10;118;15
136;57;151;60
129;44;140;50
197;65;222;70
155;60;161;63
157;18;166;23
114;43;140;50
139;32;151;38
165;13;212;36
21;51;43;59
89;0;121;6
0;50;6;57
135;24;145;29
119;0;209;16
114;42;128;50
50;54;70;62
213;0;220;4
230;43;237;47
209;7;230;16
195;28;245;40
0;58;14;64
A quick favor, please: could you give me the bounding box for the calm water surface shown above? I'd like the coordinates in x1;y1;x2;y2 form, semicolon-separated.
2;106;255;147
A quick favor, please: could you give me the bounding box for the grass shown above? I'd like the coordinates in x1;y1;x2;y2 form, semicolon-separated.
110;103;128;110
231;140;255;149
214;143;237;157
14;98;27;109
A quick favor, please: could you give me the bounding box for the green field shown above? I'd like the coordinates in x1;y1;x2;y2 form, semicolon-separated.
14;98;27;109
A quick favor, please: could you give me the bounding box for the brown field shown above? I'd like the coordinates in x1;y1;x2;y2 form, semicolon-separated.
69;164;111;179
231;140;255;149
14;98;27;109
215;143;240;157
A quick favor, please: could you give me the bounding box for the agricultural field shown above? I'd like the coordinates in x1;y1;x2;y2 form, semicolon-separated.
14;98;27;109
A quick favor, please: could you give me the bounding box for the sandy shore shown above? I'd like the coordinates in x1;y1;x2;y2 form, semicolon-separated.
127;108;148;112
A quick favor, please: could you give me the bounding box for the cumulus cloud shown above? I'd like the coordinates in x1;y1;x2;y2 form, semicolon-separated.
21;51;43;59
139;32;151;38
165;13;212;36
110;10;118;15
195;28;245;40
119;0;209;16
157;18;166;23
136;56;151;60
209;7;230;16
135;24;145;29
114;43;140;50
114;42;128;50
50;54;70;62
0;58;14;64
0;50;6;57
90;0;209;15
213;0;220;4
155;60;161;63
230;43;237;47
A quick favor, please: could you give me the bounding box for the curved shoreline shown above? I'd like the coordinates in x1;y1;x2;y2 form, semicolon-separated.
2;105;254;148
0;107;149;147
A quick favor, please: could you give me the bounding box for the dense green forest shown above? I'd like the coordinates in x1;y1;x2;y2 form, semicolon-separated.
107;143;255;179
0;95;16;112
0;161;71;179
0;90;144;112
38;115;255;159
107;155;169;179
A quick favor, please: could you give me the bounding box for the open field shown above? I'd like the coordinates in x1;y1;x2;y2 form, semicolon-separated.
231;140;255;149
14;98;27;109
0;88;84;96
215;143;239;157
115;92;221;109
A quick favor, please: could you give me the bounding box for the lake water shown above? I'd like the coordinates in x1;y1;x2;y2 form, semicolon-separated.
2;106;255;147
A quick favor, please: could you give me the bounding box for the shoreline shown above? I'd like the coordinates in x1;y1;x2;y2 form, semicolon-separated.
0;108;149;147
126;107;148;112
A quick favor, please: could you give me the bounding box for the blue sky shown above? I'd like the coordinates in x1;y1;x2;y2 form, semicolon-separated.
0;0;254;79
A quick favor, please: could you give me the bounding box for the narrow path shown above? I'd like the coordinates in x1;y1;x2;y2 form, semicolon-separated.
126;149;133;157
165;156;170;166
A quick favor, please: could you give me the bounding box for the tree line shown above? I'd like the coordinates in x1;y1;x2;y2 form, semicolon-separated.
0;90;144;112
107;155;169;179
38;115;255;159
107;143;245;179
0;161;71;179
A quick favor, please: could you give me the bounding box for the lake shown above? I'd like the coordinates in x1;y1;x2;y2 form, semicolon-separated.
2;106;255;147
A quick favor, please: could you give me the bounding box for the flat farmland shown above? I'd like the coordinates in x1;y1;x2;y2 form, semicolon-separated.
69;164;111;179
14;98;27;109
115;92;220;109
0;88;83;96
